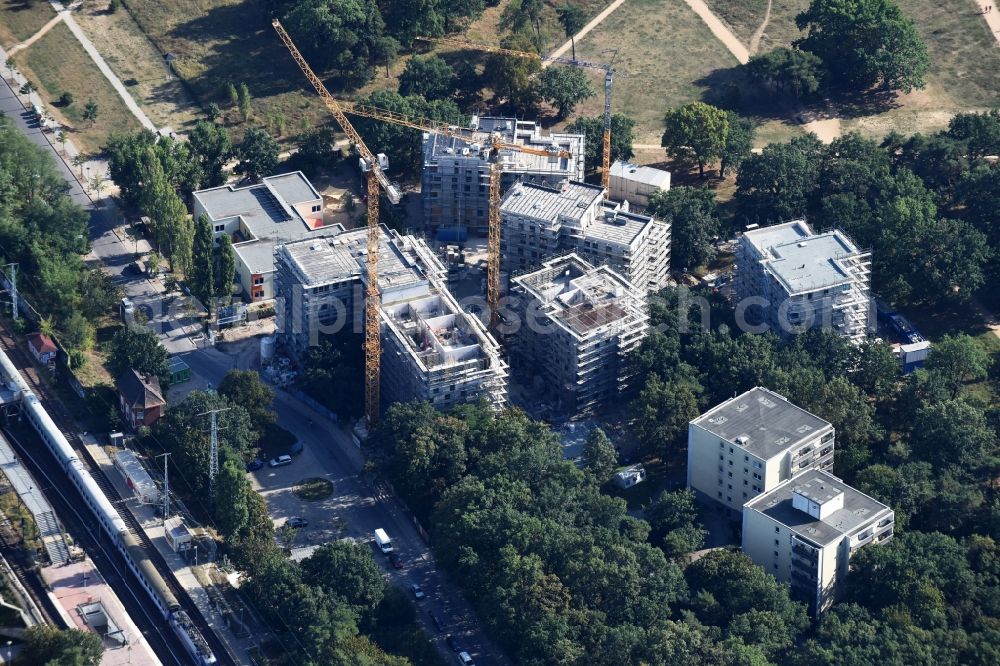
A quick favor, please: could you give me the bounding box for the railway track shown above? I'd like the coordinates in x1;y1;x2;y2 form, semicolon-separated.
0;327;237;666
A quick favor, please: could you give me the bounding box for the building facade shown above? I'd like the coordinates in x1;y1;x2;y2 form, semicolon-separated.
687;387;835;514
509;254;648;417
274;226;507;412
735;220;871;342
609;160;671;208
421;116;585;238
192;172;337;302
116;369;166;429
500;180;671;293
743;469;894;615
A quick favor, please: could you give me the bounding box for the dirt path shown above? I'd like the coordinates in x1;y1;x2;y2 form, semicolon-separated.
48;1;156;132
748;0;773;56
545;0;628;64
973;0;1000;44
680;0;749;64
6;13;64;56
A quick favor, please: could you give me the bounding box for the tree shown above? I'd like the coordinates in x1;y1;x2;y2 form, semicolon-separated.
947;109;1000;160
855;339;900;399
746;47;825;100
662;102;730;178
646;186;719;271
21;626;102;666
805;377;880;474
566;113;636;173
294;126;339;172
735;134;822;224
538;66;595;118
216;234;236;303
83;98;99;127
188;121;232;187
215;457;251;539
719;112;755;179
236;81;252;121
484;32;541;113
218;370;276;437
60;311;95;352
557;3;588;60
796;0;929;93
440;0;485;33
301;541;387;612
910;399;997;469
190;214;215;309
646;489;707;558
398;55;455;99
236;128;279;181
108;327;169;385
924;334;991;399
582;427;617;483
631;376;701;459
382;0;443;47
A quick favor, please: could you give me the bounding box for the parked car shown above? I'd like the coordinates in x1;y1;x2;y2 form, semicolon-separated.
289;441;304;455
246;459;264;472
446;635;464;653
388;551;403;569
456;652;475;666
268;455;292;468
285;517;308;528
410;584;425;600
427;610;444;632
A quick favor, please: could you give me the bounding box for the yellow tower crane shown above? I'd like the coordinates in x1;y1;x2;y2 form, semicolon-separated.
272;19;401;426
418;36;618;189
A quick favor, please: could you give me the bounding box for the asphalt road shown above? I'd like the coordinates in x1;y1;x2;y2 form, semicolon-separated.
189;346;508;665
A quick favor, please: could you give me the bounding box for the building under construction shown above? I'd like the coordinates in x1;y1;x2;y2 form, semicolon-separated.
500;180;671;293
509;254;648;417
274;226;508;411
421;116;585;239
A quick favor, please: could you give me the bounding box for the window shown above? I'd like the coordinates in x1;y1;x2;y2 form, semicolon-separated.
311;204;321;213
729;460;733;466
753;485;761;492
720;454;724;461
214;224;225;232
719;442;725;449
253;277;264;285
743;480;748;486
752;461;762;470
744;467;749;474
774;551;779;558
729;447;734;454
717;492;722;498
728;484;732;490
727;496;732;502
773;564;778;570
753;472;762;480
774;539;780;546
743;492;748;499
775;526;780;533
744;455;749;462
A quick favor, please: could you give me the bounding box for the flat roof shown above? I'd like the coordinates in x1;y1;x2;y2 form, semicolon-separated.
586;202;657;246
692;387;831;460
501;179;604;224
265;172;320;204
744;220;810;251
610;160;671;188
746;469;892;546
766;233;859;293
234;239;277;275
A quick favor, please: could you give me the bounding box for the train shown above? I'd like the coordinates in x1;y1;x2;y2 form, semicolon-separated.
0;345;216;665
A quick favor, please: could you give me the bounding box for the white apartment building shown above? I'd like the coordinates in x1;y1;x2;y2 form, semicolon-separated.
509;254;648;417
735;220;871;342
274;226;507;412
687;387;835;514
421;116;585;238
501;180;671;293
743;469;894;615
609;160;671;208
192;172;335;302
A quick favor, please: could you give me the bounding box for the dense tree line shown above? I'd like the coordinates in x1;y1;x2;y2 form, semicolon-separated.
734;117;999;307
0;115;119;359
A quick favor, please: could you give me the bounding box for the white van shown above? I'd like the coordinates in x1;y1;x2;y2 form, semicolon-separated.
373;528;393;554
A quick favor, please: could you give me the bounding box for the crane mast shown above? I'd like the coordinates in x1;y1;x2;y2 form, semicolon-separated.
272;19;393;425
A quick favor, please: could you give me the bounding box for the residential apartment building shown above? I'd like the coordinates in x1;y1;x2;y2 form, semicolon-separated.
500;180;671;293
274;226;507;412
687;387;835;514
735;220;871;342
192;172;337;302
608;160;671;208
421;116;585;238
743;469;894;615
509;254;648;417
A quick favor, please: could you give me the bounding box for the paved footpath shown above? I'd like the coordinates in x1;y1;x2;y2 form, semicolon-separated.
973;0;1000;43
545;0;627;64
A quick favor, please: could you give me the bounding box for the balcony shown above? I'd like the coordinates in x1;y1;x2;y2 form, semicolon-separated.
792;544;819;563
790;569;816;589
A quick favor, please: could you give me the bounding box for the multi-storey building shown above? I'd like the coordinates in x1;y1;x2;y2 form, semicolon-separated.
743;469;894;615
274;227;507;411
509;254;648;417
192;172;336;302
421;116;585;237
735;220;871;342
687;387;835;514
500;180;671;293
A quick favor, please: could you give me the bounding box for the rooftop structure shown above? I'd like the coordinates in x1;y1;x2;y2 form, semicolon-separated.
421;116;585;237
736;220;872;342
509;254;648;417
687;387;835;514
743;469;894;615
192;171;336;302
501;180;671;292
609;160;671;208
275;227;507;412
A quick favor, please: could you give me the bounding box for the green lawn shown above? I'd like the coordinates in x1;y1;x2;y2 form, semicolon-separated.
570;0;743;144
0;1;54;48
14;22;141;153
